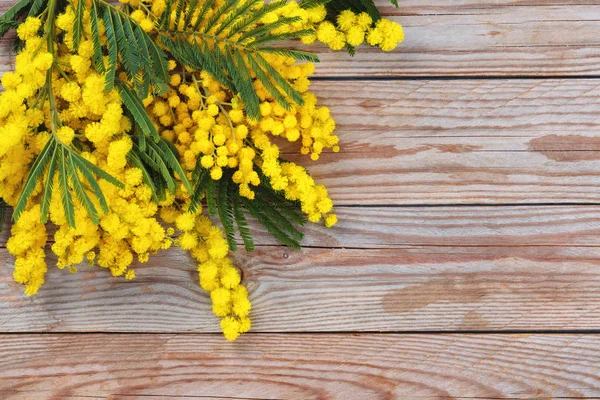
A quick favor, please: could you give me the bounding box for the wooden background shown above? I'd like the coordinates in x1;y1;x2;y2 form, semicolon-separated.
2;1;600;398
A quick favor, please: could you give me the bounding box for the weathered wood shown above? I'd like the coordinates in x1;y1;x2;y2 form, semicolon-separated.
2;2;600;77
2;242;600;332
1;333;599;399
305;1;600;77
289;79;600;205
3;205;600;247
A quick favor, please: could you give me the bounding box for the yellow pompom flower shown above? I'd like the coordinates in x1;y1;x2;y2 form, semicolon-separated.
356;12;373;30
220;316;241;341
140;19;155;33
337;10;356;31
328;32;346;51
316;21;337;44
56;126;75;145
346;26;365;47
17;17;41;40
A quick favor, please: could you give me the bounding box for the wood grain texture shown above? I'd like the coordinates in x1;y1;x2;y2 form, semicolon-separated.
3;205;600;247
1;333;600;399
2;242;600;332
2;205;600;332
285;79;600;205
309;1;600;77
2;1;600;77
0;1;599;397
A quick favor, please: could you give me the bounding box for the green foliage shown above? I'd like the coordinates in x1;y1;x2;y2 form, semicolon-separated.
27;0;47;17
86;0;169;99
157;0;319;120
117;80;160;143
0;0;32;37
190;167;306;251
300;0;331;9
303;0;399;20
128;137;191;203
72;0;85;49
13;137;125;228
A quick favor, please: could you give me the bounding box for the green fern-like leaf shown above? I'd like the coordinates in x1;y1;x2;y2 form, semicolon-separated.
0;0;32;37
129;137;190;202
102;6;119;91
242;195;302;249
92;1;168;99
231;189;254;252
57;147;76;228
216;178;237;251
117;80;160;142
13;136;124;227
89;1;105;73
143;142;176;194
157;0;319;120
72;0;85;50
205;178;218;216
154;138;192;193
189;166;305;250
40;144;58;223
71;156;110;214
299;0;330;8
68;153;99;224
13;140;56;221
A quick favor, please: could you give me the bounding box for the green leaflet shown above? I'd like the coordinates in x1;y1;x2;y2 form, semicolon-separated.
93;0;168;99
191;167;305;251
68;153;99;225
13;135;124;228
117;80;160;142
157;0;319;120
57;146;76;228
0;0;32;37
129;137;191;203
13;140;56;221
72;0;85;50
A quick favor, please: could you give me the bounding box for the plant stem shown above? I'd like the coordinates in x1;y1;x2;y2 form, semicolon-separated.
43;0;62;135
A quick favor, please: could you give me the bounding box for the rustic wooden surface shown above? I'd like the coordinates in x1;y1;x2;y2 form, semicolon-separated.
2;1;600;399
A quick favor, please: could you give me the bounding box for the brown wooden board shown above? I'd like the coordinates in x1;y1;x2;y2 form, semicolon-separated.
1;1;600;398
1;334;600;399
2;245;600;332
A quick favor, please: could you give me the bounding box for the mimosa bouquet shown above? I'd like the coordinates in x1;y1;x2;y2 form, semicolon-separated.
0;0;403;340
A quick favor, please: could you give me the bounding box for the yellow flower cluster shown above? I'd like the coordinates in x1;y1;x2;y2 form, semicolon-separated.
304;7;404;52
139;1;340;224
6;205;47;296
0;17;53;206
0;9;252;340
1;0;360;340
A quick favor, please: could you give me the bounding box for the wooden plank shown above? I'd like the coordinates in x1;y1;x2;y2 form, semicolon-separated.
284;79;600;205
1;333;599;399
309;1;600;77
230;205;600;248
3;205;600;248
2;242;600;332
1;2;600;77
